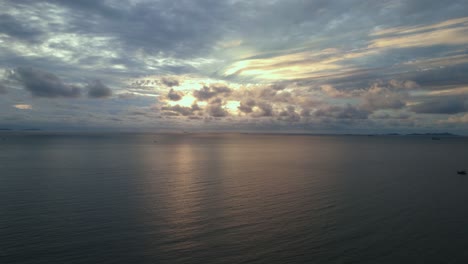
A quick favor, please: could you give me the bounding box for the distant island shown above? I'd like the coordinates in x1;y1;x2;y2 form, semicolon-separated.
0;129;462;137
338;132;461;137
0;128;42;131
375;132;459;137
404;132;458;136
363;132;460;137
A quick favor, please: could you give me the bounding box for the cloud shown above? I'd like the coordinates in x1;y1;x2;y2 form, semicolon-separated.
161;77;179;87
252;102;274;117
278;106;300;122
402;61;468;89
300;108;311;117
320;84;357;98
87;80;112;98
425;86;468;96
443;113;468;124
269;83;287;91
0;14;43;42
193;85;232;101
10;67;81;98
238;99;256;113
161;104;196;116
26;0;234;58
223;49;356;81
167;88;184;101
371;112;411;120
239;85;295;104
8;67;113;99
204;97;226;117
360;85;407;111
126;109;149;116
207;104;228;117
410;96;468;114
0;83;7;94
1;1;468;132
370;17;468;49
315;104;369;119
13;104;32;110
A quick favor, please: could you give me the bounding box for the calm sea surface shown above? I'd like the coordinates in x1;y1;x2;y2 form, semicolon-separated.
1;133;468;263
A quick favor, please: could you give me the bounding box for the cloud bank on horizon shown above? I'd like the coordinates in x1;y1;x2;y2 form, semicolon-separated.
0;0;467;133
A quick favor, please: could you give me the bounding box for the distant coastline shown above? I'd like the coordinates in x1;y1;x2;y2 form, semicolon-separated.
0;129;464;137
361;132;460;137
0;128;41;131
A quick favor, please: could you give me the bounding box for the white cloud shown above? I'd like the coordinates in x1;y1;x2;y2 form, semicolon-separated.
13;104;32;110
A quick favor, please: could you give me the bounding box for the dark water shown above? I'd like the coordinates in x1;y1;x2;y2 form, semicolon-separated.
1;133;468;264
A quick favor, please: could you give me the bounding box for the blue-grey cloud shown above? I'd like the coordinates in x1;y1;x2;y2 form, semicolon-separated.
207;98;228;117
193;85;232;101
360;86;407;111
410;96;468;114
161;78;180;87
0;83;7;94
161;105;194;116
238;99;256;114
252;102;274;117
10;67;81;98
0;14;43;42
315;104;370;120
1;0;468;132
278;106;301;122
87;80;112;98
167;89;183;101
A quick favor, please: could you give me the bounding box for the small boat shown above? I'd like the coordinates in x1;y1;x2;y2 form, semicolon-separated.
431;137;440;140
457;170;467;175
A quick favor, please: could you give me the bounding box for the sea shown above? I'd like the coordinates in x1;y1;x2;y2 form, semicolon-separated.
1;132;468;264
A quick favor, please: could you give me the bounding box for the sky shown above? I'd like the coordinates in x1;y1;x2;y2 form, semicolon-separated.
1;0;468;133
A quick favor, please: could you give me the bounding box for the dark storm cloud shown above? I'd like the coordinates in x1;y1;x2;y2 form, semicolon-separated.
410;96;468;114
167;89;184;101
193;85;232;101
10;67;81;98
